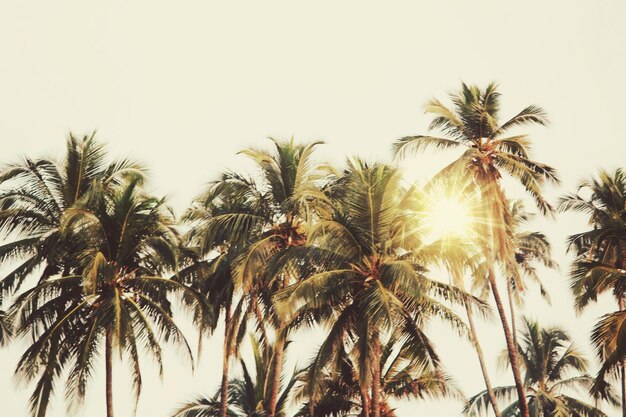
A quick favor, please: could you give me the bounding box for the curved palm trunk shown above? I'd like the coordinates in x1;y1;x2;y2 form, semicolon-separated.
266;331;286;417
360;387;371;417
465;303;502;417
479;182;529;417
617;297;626;417
371;330;381;417
506;277;519;355
105;327;115;417
621;359;626;417
218;303;233;417
487;267;529;417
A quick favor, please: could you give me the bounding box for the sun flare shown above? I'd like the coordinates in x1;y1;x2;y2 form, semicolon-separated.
423;194;475;243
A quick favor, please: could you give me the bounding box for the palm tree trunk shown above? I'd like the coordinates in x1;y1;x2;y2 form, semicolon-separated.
506;277;519;356
105;327;115;417
487;267;529;417
617;296;626;417
218;303;232;417
620;360;626;417
360;387;370;417
465;303;502;417
371;330;381;417
266;331;285;417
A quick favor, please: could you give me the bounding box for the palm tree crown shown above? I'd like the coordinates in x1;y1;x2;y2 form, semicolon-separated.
10;178;208;417
466;318;615;417
276;159;481;417
0;133;144;295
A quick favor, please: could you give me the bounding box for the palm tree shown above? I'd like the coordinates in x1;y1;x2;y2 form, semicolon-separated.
10;178;210;417
466;318;615;417
183;138;332;417
0;132;144;295
448;199;555;417
275;159;483;417
419;173;504;417
505;200;556;344
179;173;258;417
470;200;556;350
591;310;626;406
559;169;626;416
177;246;248;417
293;334;461;417
172;336;301;417
394;82;559;417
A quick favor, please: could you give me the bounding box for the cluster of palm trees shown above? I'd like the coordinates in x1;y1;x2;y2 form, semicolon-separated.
0;83;625;417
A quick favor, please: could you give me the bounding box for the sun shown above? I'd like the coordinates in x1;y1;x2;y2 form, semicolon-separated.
423;193;475;243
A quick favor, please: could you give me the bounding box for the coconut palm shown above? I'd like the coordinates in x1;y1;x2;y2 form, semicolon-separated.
178;172;260;417
505;200;556;344
470;200;556;348
182;138;332;417
419;172;504;417
275;159;483;417
466;318;615;417
591;310;626;405
10;178;210;417
176;246;249;417
0;132;143;295
172;336;301;417
435;240;503;417
294;333;460;417
559;169;626;415
394;82;559;417
451;199;555;417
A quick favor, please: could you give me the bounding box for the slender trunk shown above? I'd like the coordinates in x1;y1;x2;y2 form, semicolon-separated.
266;330;286;417
617;295;626;417
370;330;381;417
218;303;233;417
105;327;115;417
488;267;529;417
465;303;502;417
622;364;626;417
506;276;519;354
360;387;370;417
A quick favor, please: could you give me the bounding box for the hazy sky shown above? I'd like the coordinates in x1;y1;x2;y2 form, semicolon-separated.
1;1;626;416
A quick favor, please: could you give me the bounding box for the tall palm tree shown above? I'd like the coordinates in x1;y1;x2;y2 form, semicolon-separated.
559;169;626;416
435;241;503;417
293;333;461;417
466;318;616;417
505;200;556;344
180;176;255;417
275;159;483;417
177;246;246;417
183;138;333;417
172;336;301;417
471;200;556;350
10;178;210;417
0;132;143;295
446;199;555;417
419;173;503;417
394;82;559;417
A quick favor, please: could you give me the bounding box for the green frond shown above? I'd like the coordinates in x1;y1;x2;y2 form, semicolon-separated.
393;136;463;160
495;105;549;136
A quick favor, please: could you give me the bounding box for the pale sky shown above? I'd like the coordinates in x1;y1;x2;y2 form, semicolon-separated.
1;1;626;416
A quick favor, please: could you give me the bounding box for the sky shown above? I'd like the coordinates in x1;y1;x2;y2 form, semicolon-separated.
1;1;626;416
